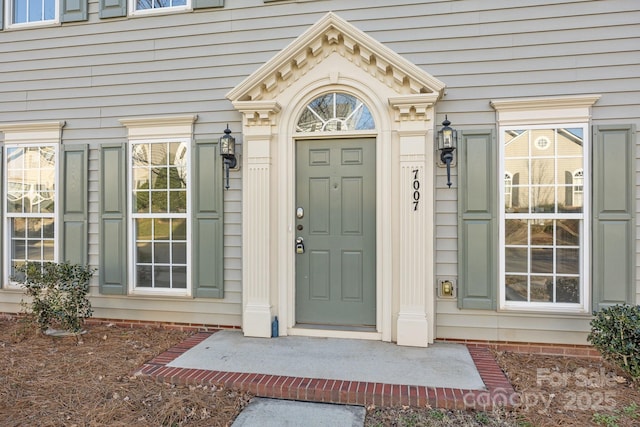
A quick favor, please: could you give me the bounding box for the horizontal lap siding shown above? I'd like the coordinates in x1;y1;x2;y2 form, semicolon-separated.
0;0;638;327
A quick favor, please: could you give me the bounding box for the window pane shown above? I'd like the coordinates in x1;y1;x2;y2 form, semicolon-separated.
14;0;27;23
27;218;42;238
135;191;150;213
296;92;374;132
150;190;167;213
29;0;43;22
556;277;579;303
169;191;187;213
505;247;528;273
531;129;555;155
136;218;152;240
153;242;170;263
154;266;171;287
557;220;580;246
137;266;152;287
43;240;54;260
44;0;55;19
557;248;579;274
12;218;26;237
173;267;187;288
530;221;553;245
28;241;41;260
168;167;185;189
173;243;186;264
531;276;552;302
172;219;186;240
13;239;26;260
505;219;527;245
531;158;554;185
154;218;170;240
532;186;555;213
137;242;152;263
505;275;527;301
531;248;553;274
504;130;528;156
42;218;54;239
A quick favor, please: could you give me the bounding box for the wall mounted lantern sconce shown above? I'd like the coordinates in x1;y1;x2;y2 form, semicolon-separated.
437;115;457;188
219;124;237;190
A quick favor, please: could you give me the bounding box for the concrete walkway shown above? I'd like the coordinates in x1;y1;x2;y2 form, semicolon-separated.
134;330;516;424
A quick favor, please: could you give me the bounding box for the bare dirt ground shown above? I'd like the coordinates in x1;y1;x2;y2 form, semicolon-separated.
1;316;638;426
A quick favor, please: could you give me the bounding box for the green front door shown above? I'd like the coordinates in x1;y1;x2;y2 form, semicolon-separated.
295;138;376;327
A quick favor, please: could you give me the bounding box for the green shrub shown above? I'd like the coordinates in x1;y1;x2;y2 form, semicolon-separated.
587;304;640;382
15;262;95;334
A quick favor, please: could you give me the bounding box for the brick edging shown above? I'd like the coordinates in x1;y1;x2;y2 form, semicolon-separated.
134;332;517;410
438;338;602;359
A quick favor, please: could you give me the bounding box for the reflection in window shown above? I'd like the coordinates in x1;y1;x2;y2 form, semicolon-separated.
5;145;57;276
504;172;513;209
135;0;187;11
131;141;188;290
296;92;375;132
502;126;586;307
572;169;583;208
12;0;56;24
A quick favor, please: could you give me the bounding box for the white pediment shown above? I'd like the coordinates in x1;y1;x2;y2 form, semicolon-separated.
226;12;445;103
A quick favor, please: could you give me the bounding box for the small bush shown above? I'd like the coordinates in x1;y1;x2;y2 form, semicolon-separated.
15;262;95;334
587;304;640;382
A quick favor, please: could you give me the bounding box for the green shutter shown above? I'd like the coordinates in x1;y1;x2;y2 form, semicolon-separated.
99;0;126;18
60;0;88;22
0;0;4;30
192;139;224;298
61;144;88;265
193;0;223;9
457;129;497;310
592;125;636;310
99;143;127;295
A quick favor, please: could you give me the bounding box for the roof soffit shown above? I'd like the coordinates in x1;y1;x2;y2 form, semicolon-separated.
226;12;445;103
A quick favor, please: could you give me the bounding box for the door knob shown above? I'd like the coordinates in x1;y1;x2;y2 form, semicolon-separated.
295;237;305;254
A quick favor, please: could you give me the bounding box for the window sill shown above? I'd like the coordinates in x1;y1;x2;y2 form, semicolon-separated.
499;302;590;315
5;20;61;30
129;6;193;17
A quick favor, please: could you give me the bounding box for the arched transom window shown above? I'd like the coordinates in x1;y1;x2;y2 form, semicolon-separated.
296;92;375;132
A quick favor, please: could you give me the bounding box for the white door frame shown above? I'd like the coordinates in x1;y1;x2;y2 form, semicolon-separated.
227;12;445;346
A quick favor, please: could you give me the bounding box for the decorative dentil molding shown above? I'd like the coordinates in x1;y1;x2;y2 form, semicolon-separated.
226;12;445;104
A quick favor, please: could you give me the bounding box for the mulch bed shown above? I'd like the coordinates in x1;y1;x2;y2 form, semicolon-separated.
0;317;251;426
1;315;638;426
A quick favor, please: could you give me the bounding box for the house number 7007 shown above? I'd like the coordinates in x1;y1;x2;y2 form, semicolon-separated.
412;169;420;211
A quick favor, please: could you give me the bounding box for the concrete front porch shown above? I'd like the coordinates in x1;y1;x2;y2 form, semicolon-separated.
134;331;516;410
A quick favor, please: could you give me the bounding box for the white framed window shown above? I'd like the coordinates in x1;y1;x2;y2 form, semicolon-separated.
296;92;375;132
499;124;588;312
7;0;58;27
129;0;190;15
129;139;190;295
1;122;63;288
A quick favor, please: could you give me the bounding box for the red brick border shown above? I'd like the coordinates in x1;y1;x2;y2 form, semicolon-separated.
439;338;602;359
133;332;518;410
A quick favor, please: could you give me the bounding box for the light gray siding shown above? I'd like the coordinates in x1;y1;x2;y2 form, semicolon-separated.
0;0;639;334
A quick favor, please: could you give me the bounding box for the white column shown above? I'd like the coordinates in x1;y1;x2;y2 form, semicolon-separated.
236;102;281;338
389;95;437;347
